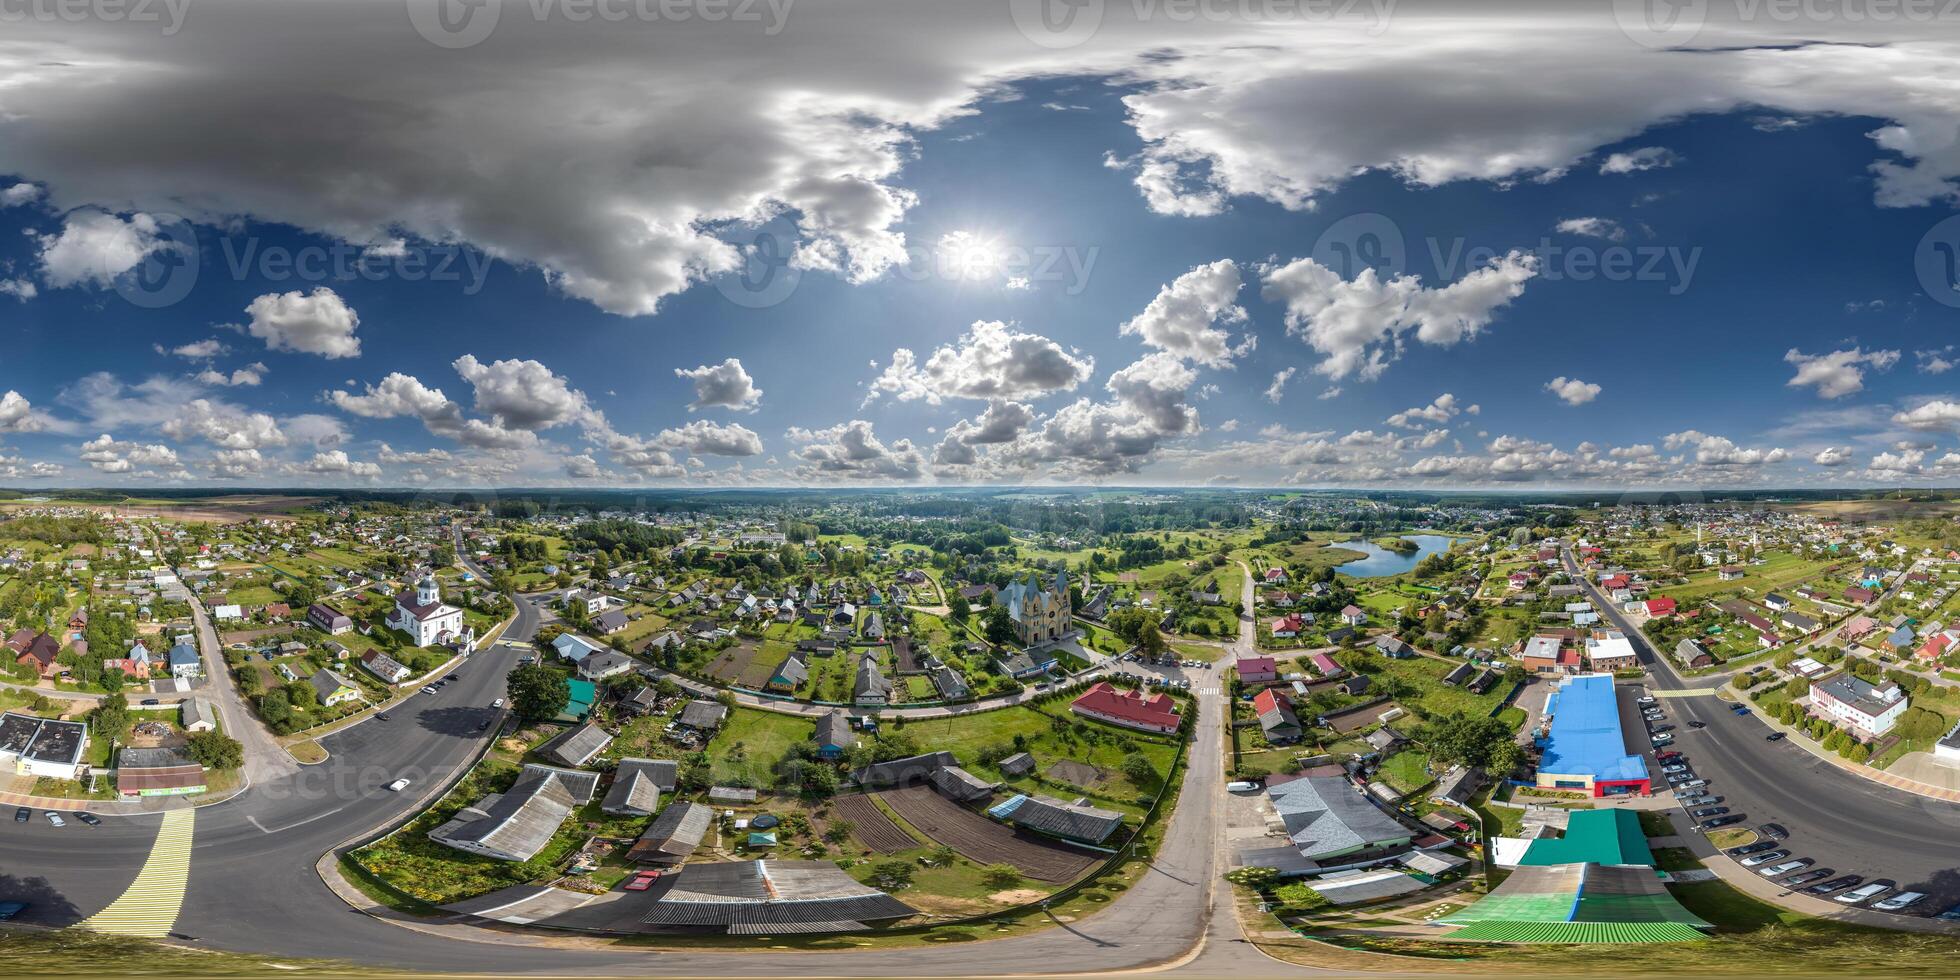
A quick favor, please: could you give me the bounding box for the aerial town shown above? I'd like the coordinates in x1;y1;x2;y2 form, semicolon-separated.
0;487;1958;975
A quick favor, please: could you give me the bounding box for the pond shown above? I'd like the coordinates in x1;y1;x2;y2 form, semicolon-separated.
1336;534;1457;578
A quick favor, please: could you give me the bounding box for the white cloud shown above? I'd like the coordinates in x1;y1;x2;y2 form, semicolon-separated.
36;210;178;289
793;420;925;481
1387;392;1466;428
1261;251;1538;381
160;398;286;450
1662;430;1791;467
453;353;597;431
330;372;534;449
1894;400;1960;432
1263;367;1296;404
1118;259;1251;368
164;339;228;360
1599;146;1679;174
1;183;42;207
1813;446;1855;467
0;279;35;301
1916;347;1955;375
674;358;764;412
243;287;362;359
196;362;267;387
1783;347;1900;399
865;320;1094;405
1544;376;1602;405
1554;216;1626;241
0;391;52;434
653;419;764;457
79;433;178;473
294;450;381;479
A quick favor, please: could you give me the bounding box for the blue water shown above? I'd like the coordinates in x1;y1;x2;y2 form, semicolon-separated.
1336;534;1456;578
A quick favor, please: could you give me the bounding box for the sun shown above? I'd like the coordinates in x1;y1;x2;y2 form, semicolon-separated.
938;229;1007;282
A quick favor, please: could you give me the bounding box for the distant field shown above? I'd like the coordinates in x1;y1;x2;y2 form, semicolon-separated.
0;493;321;523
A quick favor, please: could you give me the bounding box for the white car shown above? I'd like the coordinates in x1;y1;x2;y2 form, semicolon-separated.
386;777;412;792
421;685;437;695
1739;850;1788;867
1758;859;1809;877
1836;882;1892;905
1226;781;1262;793
1661;764;1689;774
1873;891;1926;911
43;811;64;828
491;698;505;709
1637;695;1657;705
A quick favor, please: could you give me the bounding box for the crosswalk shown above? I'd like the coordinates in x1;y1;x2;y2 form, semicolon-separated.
80;808;195;938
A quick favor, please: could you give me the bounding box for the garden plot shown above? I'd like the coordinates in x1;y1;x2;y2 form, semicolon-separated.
877;784;1099;882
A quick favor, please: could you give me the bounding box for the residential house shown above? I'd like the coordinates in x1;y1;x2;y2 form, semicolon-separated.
1070;681;1181;734
767;652;809;693
537;720;613;767
853;656;893;707
1235;656;1279;683
308;602;354;635
813;709;857;760
578;651;635;682
359;649;413;684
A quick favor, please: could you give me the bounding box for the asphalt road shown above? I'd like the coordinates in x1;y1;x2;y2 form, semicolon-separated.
1565;548;1960;913
0;566;1300;976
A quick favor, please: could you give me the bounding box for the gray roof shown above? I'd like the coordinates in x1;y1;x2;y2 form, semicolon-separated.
180;698;215;729
630;801;713;863
677;699;728;729
601;758;673;816
929;764;997;803
813;709;855;751
997;751;1036;776
990;793;1123;844
520;763;598;802
428;768;579;862
309;668;357;701
537;721;613;767
928;663;970;700
636;860;916;928
1267;775;1412;860
1430;765;1486;806
771;653;809;687
855;750;957;788
854;656;892;702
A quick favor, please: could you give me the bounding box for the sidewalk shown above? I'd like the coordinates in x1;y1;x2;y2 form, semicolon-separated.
0;780;245;814
1740;679;1960;804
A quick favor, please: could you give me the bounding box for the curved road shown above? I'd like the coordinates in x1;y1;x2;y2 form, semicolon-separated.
0;555;1310;976
1562;547;1960;910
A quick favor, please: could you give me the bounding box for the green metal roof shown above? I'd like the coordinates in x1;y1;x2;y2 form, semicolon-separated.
1518;809;1655;869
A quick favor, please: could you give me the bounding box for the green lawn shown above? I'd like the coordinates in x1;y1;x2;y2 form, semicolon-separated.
706;707;816;788
890;703;1180;808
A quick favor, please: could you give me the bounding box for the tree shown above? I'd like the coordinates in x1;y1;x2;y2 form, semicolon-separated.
868;859;915;891
981;864;1023;889
1121;754;1159;787
88;692;132;742
507;663;570;722
983;603;1016;645
1486;739;1528;778
185;730;245;770
1423;713;1513;770
949;593;970;623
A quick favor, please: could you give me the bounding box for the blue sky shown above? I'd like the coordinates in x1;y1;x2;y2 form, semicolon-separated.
1;2;1958;488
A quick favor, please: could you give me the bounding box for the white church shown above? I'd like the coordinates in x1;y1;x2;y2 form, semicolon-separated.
389;575;467;648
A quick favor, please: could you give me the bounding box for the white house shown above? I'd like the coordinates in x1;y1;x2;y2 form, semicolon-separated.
1808;672;1908;740
212;604;243;620
388;576;466;648
578;651;635;682
0;712;89;780
553;632;605;664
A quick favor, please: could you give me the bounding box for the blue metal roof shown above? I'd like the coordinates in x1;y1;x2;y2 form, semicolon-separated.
1538;675;1648;783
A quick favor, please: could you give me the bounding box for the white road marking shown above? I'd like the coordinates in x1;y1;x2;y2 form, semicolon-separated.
248;804;347;835
81;809;194;938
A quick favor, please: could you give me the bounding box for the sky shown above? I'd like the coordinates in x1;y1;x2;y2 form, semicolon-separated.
1;0;1960;489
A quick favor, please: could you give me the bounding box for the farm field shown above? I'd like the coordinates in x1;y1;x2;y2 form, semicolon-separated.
876;784;1100;882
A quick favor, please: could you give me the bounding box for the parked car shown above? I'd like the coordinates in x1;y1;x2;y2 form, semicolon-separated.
1637;695;1657;705
1874;891;1927;912
491;698;504;709
1652;734;1675;745
1782;869;1833;888
1662;764;1689;775
1806;875;1863;896
1758;859;1811;877
623;869;664;891
13;807;28;823
445;673;460;682
1227;781;1261;793
1650;724;1675;734
421;685;437;695
386;777;411;792
1758;823;1788;841
1728;840;1779;857
43;812;63;828
1691;805;1729;819
1656;750;1682;762
1738;849;1789;867
1836;882;1892;905
1698;814;1745;831
1766;731;1787;741
75;812;100;826
140;698;160;706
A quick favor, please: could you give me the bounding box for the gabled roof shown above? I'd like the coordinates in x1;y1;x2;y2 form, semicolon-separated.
987;793;1123;843
814;709;856;751
537;720;613;767
429;767;579;862
629;801;713;862
1266;775;1411;859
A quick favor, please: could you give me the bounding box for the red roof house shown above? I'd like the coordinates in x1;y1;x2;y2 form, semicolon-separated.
1235;656;1279;682
1251;688;1292;716
1644;597;1677;617
1070;681;1182;734
1268;614;1304;638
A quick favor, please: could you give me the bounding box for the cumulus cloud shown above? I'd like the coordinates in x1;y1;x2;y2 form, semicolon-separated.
1117;259;1252;368
1783;347;1900;399
79;433;179;473
1386;393;1465;428
792;419;925;481
1663;430;1791;467
1894;400;1960;431
453;354;597;431
294;450;381;479
1599;146;1679;174
1261;251;1537;382
1554;217;1626;241
1;183;42;207
0;391;53;434
36;210;180;289
653;419;764;457
1264;367;1296;404
675;358;763;412
0;279;37;301
1544;376;1602;405
329;372;533;449
1916;347;1955;375
243;287;362;359
162;339;228;360
1813;446;1855;466
865;320;1094;405
160;398;286;450
196;362;267;387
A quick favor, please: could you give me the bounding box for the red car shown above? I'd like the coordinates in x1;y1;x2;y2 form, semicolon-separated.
623;870;663;891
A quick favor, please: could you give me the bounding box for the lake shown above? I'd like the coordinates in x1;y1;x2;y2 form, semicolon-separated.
1336;534;1457;578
